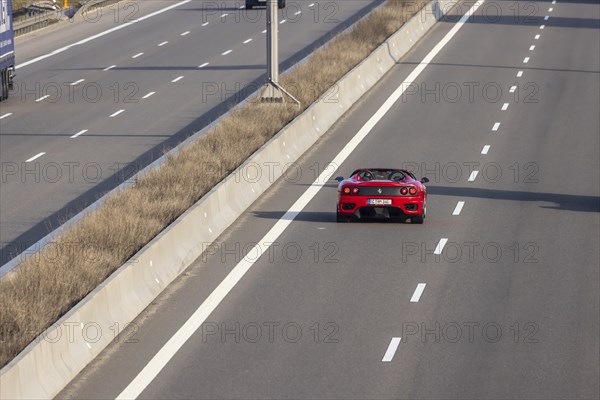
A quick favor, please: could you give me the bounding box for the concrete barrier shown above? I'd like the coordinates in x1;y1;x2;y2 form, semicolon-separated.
0;0;457;398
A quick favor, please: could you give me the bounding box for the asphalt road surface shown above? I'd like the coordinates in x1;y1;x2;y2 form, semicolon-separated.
58;0;599;398
0;0;381;264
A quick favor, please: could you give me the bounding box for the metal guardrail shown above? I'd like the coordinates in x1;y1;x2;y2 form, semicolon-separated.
13;9;62;36
13;0;124;37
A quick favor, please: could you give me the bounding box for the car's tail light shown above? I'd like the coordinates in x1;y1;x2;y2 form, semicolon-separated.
409;187;417;195
352;187;360;194
400;187;408;195
343;187;351;194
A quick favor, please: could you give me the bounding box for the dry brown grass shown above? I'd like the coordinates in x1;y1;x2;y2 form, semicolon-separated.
0;0;427;368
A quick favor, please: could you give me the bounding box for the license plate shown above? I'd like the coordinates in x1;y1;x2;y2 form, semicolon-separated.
368;199;392;205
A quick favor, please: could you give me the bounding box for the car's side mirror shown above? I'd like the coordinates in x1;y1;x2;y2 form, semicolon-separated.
421;177;430;183
335;176;344;182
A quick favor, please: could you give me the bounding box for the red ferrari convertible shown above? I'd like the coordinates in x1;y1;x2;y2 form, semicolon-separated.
335;168;429;223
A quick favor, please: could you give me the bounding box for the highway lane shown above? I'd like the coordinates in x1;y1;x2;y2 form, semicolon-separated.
0;0;381;264
59;0;599;398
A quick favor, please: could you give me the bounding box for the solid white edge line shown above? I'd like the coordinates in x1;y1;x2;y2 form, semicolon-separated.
434;238;448;255
115;3;484;398
0;113;13;119
110;109;125;117
70;129;88;138
16;0;193;70
410;283;426;302
26;152;46;162
382;337;402;362
481;144;490;154
468;170;479;181
452;201;465;216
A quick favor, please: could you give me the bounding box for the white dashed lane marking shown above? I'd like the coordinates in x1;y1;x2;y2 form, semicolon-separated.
468;171;479;182
243;38;253;44
172;76;184;83
452;201;465;216
222;50;233;55
110;109;125;117
492;122;501;131
70;79;85;86
103;65;116;71
0;113;13;120
132;52;144;59
198;62;209;68
158;41;168;46
382;337;401;362
26;152;45;162
523;57;530;63
410;284;427;302
35;95;50;102
70;129;88;138
434;238;448;255
481;145;490;154
142;92;156;99
502;103;509;111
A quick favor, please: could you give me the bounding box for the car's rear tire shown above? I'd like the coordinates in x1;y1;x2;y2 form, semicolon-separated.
336;207;351;222
411;203;426;224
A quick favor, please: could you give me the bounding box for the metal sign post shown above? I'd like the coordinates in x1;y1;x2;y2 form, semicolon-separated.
260;0;299;105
